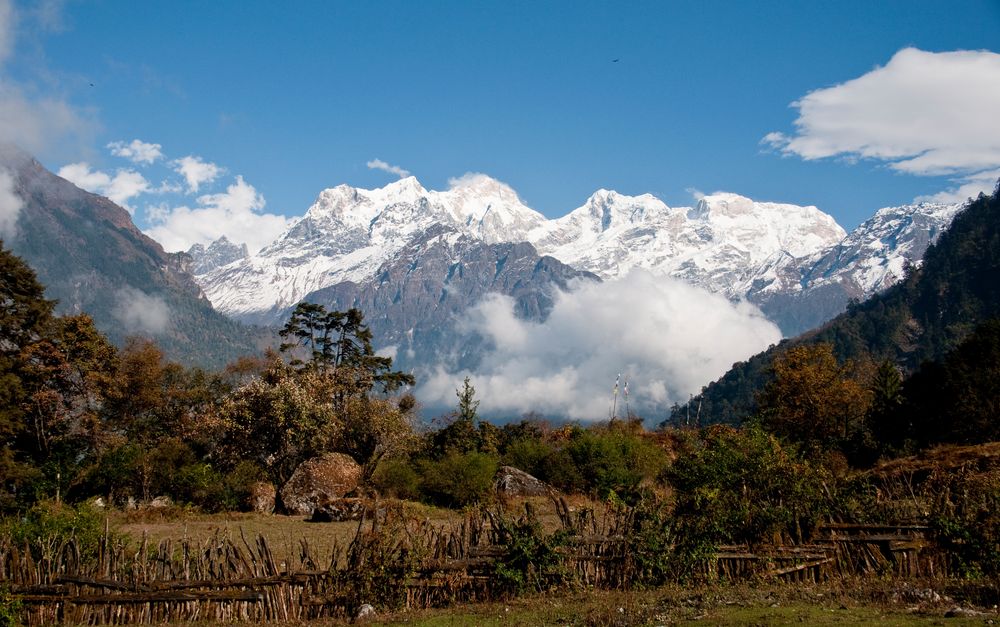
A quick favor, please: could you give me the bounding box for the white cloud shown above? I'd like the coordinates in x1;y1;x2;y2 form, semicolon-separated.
113;287;170;336
172;155;222;192
915;169;1000;204
417;270;781;421
143;174;289;254
0;168;22;239
686;187;705;201
57;162;149;213
0;83;93;156
108;139;163;165
765;48;1000;199
367;158;410;179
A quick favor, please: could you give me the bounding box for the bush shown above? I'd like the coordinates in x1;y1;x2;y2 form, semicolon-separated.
418;452;498;508
1;500;107;562
501;438;555;479
0;585;22;627
926;468;1000;577
372;459;421;500
565;428;667;503
491;506;571;595
667;426;829;550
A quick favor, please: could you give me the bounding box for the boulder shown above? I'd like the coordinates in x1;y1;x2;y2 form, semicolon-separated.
149;495;173;508
309;498;367;522
494;466;553;497
280;453;362;516
248;481;276;514
355;603;377;622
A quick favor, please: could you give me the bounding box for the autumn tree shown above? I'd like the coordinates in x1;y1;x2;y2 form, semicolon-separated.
756;343;872;452
335;395;417;480
209;357;340;488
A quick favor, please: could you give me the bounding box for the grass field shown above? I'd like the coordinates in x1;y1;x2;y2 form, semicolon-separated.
105;504;999;626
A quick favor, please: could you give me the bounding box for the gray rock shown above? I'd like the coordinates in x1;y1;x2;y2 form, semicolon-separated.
494;466;553;497
944;606;986;618
149;496;173;508
248;481;276;514
281;453;362;516
309;498;367;522
355;603;377;622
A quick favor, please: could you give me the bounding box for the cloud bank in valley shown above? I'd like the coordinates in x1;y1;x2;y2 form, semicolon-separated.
113;287;171;336
418;270;781;421
0;168;22;238
765;48;1000;203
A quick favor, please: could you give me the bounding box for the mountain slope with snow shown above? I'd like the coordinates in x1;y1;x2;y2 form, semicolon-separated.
192;175;961;338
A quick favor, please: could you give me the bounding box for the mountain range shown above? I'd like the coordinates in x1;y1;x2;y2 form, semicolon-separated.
0;147;966;413
191;174;960;341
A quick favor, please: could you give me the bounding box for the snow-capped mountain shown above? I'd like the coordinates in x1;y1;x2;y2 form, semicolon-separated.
747;201;961;334
197;175;546;324
192;175;961;338
528;190;846;297
187;236;249;276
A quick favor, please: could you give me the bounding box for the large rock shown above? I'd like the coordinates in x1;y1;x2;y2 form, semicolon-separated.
494;466;553;497
280;453;362;515
309;498;367;522
248;481;276;514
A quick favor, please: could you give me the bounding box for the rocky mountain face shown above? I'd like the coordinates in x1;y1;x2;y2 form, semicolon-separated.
194;175;959;339
303;225;596;372
195;175;547;325
187;236;248;275
750;201;962;334
0;147;264;368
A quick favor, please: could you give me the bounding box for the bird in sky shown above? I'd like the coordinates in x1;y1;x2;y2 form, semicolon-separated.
611;58;620;63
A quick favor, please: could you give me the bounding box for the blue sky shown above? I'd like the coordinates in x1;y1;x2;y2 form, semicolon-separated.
3;0;1000;251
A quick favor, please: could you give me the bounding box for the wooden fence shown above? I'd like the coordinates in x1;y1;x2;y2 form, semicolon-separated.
1;501;948;625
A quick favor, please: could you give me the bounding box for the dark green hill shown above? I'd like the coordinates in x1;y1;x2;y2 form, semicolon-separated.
1;146;268;368
672;183;1000;426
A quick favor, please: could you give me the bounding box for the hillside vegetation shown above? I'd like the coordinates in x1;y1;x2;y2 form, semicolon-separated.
673;183;1000;428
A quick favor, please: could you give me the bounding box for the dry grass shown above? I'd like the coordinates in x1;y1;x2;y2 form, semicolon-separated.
107;495;604;566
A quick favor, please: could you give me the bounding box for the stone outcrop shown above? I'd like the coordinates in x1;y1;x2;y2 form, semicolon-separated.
248;481;276;514
494;465;553;497
280;453;362;516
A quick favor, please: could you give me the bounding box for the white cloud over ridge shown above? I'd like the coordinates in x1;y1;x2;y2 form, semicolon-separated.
113;287;171;336
765;48;1000;201
108;139;163;165
367;158;410;179
418;271;781;421
0;168;23;239
144;174;289;254
57;162;150;213
173;155;223;192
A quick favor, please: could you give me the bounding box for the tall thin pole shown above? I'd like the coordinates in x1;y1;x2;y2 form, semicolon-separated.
610;373;620;421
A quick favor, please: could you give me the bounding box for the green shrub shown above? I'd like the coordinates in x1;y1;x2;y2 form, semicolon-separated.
418;451;498;508
926;468;1000;577
223;461;268;511
565;428;667;503
667;425;829;551
1;500;107;562
0;584;23;627
372;459;421;500
491;506;571;595
502;438;555;478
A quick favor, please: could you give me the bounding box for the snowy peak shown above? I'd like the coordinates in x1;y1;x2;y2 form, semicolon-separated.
190;170;961;338
187;235;249;276
435;173;546;243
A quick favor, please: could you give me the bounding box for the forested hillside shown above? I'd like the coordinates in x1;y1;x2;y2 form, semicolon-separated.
673;183;1000;427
